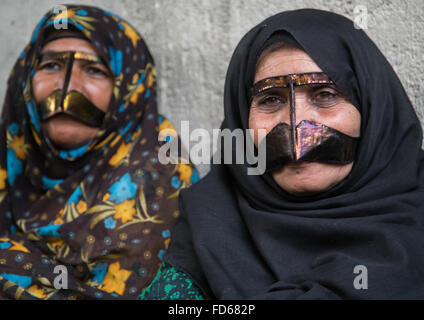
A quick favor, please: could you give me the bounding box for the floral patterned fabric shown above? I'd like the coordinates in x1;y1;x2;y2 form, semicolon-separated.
0;5;198;299
138;262;205;300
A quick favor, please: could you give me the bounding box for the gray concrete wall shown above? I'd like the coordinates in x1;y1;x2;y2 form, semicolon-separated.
1;0;423;176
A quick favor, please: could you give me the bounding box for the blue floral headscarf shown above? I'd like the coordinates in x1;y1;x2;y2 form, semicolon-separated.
0;4;198;299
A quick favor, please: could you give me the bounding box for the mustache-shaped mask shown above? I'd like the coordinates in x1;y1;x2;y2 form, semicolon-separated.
36;51;107;127
260;120;359;172
251;72;360;172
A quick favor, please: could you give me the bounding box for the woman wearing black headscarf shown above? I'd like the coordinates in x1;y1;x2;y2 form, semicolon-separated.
139;9;424;300
0;5;198;299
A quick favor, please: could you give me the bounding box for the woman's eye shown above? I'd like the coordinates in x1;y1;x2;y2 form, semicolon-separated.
85;66;108;77
39;62;62;71
312;88;340;107
257;95;287;110
317;91;337;99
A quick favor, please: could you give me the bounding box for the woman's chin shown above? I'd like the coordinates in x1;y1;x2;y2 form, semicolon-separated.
48;137;92;150
42;116;98;150
277;180;331;196
45;131;95;150
271;161;353;195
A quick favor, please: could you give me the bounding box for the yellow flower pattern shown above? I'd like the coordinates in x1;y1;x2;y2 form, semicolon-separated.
0;167;7;190
27;285;47;299
76;201;87;213
109;142;132;167
53;218;64;225
178;164;194;183
102;193;110;202
121;21;140;47
9;241;30;253
113;200;136;223
130;83;145;104
50;9;77;21
9;135;28;160
0;238;30;253
50;239;65;249
99;262;132;296
158;119;178;143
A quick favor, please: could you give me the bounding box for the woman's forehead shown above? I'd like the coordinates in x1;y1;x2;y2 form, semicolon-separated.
254;47;323;83
40;37;98;55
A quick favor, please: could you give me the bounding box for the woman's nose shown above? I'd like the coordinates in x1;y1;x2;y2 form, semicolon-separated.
278;91;316;126
65;64;84;92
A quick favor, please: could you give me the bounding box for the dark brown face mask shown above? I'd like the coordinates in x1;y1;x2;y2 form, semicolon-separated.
251;72;360;173
36;51;107;127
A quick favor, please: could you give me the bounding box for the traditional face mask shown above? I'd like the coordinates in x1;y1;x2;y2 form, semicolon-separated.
251;72;360;172
36;51;107;127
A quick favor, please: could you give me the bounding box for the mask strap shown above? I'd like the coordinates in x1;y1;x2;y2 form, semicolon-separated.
251;72;334;97
59;51;75;110
288;76;296;159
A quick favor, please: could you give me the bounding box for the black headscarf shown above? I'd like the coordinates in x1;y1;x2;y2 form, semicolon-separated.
164;9;424;299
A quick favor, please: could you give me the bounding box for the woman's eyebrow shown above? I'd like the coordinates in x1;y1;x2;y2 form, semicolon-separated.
253;86;289;96
312;83;346;94
77;59;107;66
38;50;64;60
39;51;103;63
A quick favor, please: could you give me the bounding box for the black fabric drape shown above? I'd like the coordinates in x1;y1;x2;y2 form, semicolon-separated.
164;9;424;299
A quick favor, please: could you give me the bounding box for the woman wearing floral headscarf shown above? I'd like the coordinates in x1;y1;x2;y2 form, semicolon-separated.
0;5;198;299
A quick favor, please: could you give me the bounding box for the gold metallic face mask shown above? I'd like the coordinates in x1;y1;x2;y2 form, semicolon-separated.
36;51;107;127
251;72;360;172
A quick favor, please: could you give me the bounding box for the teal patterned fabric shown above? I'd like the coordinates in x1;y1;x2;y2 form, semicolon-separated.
138;262;206;300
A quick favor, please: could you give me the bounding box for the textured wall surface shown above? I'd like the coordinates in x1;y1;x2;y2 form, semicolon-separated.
1;0;423;176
